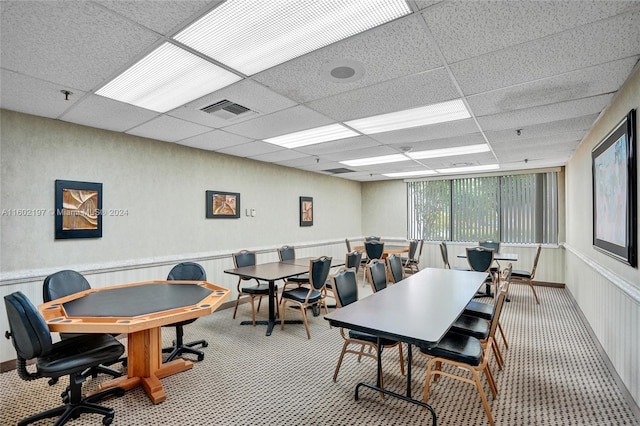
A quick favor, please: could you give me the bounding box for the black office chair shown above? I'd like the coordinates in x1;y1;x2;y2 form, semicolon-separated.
280;256;332;339
43;270;124;380
331;267;405;383
367;259;388;293
5;291;125;426
162;262;208;362
386;254;404;284
232;250;277;325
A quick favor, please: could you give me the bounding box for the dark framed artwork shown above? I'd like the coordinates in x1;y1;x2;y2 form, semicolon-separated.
206;190;240;218
300;196;313;227
55;180;102;239
592;109;637;267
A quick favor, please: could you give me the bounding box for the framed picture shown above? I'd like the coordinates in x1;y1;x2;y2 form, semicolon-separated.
206;190;240;218
55;180;102;239
591;109;636;267
300;196;313;227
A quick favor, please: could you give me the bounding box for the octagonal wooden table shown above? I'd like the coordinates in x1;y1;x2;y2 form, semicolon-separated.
38;280;230;404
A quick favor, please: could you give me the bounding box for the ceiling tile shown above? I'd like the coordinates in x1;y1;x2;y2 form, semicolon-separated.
467;57;639;116
249;149;309;163
179;130;253;151
484;114;599;143
308;68;459;121
99;1;213;34
1;2;160;91
398;133;488;152
368;118;479;144
60;94;159;133
221;105;334;140
216;140;282;157
252;14;443;103
169;79;297;127
0;70;86;119
126;115;212;142
423;1;639;63
294;135;381;156
452;10;640;95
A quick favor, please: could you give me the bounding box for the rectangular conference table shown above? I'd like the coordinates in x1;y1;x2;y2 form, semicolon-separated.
324;268;488;425
38;280;230;404
224;257;342;336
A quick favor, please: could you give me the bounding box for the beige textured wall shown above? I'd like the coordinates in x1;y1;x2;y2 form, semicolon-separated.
0;110;362;274
361;180;407;238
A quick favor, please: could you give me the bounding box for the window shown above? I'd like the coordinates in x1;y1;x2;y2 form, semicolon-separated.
408;172;558;244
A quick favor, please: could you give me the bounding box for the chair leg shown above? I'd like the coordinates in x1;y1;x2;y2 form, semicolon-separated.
490;337;504;370
422;358;436;403
300;305;311;339
498;321;509;349
333;341;349;381
395;343;406;375
528;279;540;304
484;362;498;397
256;295;262;312
472;368;495;426
232;295;241;319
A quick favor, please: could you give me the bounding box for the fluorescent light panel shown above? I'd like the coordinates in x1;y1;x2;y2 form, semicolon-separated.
436;164;500;174
264;124;358;149
174;0;411;75
383;170;437;178
345;99;471;134
408;144;490;159
341;154;408;167
96;43;241;113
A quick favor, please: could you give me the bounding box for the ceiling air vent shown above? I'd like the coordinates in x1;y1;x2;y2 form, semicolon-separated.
200;100;251;120
322;168;355;174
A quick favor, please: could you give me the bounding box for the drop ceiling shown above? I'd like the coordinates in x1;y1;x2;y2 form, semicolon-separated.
1;0;639;181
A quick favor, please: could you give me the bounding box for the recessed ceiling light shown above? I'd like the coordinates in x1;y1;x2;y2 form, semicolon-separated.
264;124;359;149
383;170;437;178
95;43;241;113
340;154;408;167
344;99;471;134
436;164;500;174
173;0;410;76
408;144;490;159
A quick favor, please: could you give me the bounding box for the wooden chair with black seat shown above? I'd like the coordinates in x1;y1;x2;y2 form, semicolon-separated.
5;291;125;426
43;270;125;382
511;244;542;304
280;256;332;339
439;241;470;271
367;258;389;293
479;240;502;276
363;240;385;287
467;246;498;299
325;250;362;308
330;267;405;384
161;262;208;362
449;264;512;371
232;250;277;325
400;239;419;275
386;254;405;284
277;245;310;287
346;238;368;279
418;295;502;425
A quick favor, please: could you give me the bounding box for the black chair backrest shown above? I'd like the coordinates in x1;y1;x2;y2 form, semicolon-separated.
466;247;494;273
167;262;206;281
440;242;450;268
407;240;418;260
5;291;53;360
233;250;257;269
43;270;91;302
310;256;332;291
479;240;500;253
369;259;388;292
387;254;403;283
332;268;358;308
364;241;384;260
345;250;362;272
416;239;424;257
365;236;381;242
278;245;295;261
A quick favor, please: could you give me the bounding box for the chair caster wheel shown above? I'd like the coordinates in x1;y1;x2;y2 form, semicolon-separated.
103;415;114;425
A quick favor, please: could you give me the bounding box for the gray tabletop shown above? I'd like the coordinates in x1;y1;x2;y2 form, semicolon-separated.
324;267;488;347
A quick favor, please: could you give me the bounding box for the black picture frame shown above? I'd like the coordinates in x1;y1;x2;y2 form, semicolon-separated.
300;196;313;227
592;109;637;267
55;180;102;239
206;190;240;218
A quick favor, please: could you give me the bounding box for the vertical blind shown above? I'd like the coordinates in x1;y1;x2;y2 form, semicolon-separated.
408;172;558;244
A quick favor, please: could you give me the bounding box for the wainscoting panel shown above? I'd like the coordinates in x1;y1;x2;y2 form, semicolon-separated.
565;245;640;411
